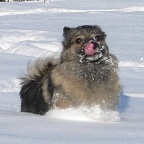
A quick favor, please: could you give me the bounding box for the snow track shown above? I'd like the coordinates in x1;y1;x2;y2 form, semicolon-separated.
0;79;20;92
0;30;62;57
119;61;144;68
0;6;144;17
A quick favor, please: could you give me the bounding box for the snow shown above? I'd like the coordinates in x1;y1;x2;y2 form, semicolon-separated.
0;0;144;143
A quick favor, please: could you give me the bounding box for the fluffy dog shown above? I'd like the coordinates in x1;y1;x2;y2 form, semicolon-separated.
20;25;120;115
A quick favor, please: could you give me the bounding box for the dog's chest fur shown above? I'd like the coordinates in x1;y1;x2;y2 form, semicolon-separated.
51;56;119;108
58;62;111;84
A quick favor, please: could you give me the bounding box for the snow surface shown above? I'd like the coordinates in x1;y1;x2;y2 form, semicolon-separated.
0;0;144;143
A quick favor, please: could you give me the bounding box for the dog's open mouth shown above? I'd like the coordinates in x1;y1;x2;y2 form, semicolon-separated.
79;40;104;63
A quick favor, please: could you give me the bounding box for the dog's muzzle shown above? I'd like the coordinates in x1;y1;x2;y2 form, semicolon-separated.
79;40;105;63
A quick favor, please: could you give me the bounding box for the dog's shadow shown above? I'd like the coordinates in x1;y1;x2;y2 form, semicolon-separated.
117;90;130;113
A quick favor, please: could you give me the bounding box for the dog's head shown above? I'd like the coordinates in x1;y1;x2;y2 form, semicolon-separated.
61;25;109;63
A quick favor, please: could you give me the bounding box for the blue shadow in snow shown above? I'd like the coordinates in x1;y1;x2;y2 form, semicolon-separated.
117;90;130;113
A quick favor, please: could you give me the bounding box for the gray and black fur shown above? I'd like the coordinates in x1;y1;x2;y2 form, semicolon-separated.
20;25;121;115
20;59;57;115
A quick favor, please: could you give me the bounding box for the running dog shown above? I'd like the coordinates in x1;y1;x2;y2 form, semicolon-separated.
20;25;120;115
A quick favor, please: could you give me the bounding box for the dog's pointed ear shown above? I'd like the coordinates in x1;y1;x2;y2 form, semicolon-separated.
102;32;106;39
63;27;71;37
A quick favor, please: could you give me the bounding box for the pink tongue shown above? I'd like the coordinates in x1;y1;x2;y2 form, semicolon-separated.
84;42;95;55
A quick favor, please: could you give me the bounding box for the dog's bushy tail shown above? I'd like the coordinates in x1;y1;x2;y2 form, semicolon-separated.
20;58;59;115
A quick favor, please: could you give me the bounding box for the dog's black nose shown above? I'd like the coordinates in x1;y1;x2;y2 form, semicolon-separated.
91;41;100;50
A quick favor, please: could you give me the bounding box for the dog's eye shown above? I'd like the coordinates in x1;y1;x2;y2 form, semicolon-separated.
75;38;83;44
95;35;102;41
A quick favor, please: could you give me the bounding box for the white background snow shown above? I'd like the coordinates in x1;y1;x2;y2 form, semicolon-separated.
0;0;144;143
